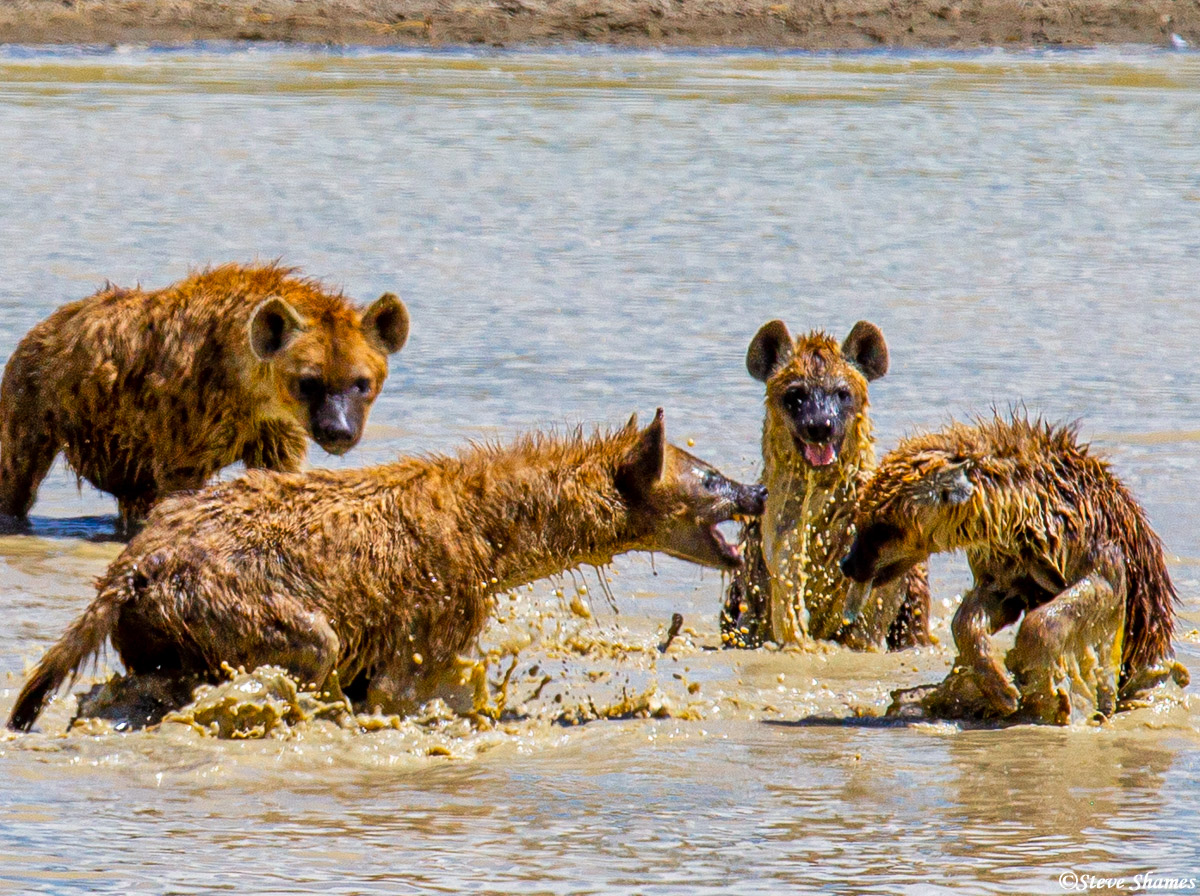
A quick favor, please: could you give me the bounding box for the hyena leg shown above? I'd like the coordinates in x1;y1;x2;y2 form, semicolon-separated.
221;599;341;690
0;403;59;527
366;659;441;717
886;563;933;650
242;421;307;473
115;494;156;539
837;573;907;650
720;518;771;648
270;612;340;690
118;464;203;537
951;582;1025;716
1009;560;1125;721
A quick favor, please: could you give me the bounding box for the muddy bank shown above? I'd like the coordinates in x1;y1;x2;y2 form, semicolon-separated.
1;0;1196;49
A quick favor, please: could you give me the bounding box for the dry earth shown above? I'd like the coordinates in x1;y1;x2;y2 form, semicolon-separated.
0;0;1197;49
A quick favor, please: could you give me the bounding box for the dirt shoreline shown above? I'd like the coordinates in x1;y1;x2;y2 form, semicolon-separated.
1;0;1197;50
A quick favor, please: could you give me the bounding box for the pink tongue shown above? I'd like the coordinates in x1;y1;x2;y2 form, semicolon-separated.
803;443;837;466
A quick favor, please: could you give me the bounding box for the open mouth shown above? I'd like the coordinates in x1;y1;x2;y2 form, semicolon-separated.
663;514;758;570
798;440;838;467
709;524;743;566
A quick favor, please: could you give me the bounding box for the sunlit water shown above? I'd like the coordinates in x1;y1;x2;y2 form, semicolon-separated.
0;46;1198;894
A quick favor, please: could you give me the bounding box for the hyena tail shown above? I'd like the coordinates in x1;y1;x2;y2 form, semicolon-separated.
7;587;125;732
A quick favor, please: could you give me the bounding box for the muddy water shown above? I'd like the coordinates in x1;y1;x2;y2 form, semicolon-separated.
1;47;1199;893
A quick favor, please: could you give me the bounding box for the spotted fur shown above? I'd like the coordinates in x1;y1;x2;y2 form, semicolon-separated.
847;414;1177;682
722;320;929;649
0;263;408;533
7;411;766;731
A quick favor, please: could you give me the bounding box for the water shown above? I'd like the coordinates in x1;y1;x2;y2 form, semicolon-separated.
1;46;1199;894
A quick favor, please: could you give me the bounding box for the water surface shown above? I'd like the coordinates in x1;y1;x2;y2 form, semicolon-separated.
1;46;1198;894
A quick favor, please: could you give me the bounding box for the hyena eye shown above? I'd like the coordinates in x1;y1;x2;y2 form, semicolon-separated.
783;387;808;410
297;377;324;401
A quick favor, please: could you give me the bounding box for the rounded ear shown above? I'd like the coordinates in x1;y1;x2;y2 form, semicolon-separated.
617;408;666;499
841;321;889;382
746;320;794;383
363;293;410;355
249;297;306;361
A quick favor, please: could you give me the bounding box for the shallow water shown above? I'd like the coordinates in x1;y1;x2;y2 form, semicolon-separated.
1;46;1199;894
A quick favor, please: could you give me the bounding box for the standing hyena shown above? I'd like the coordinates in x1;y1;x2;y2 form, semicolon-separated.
7;409;767;731
0;263;408;534
841;415;1187;722
721;319;930;649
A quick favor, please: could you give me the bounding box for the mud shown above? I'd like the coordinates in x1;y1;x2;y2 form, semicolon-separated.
2;47;1199;892
1;0;1197;49
55;584;714;743
888;639;1192;726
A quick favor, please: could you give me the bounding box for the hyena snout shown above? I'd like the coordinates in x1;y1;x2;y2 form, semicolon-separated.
695;470;767;521
652;466;767;571
309;388;369;455
782;385;854;466
735;482;768;518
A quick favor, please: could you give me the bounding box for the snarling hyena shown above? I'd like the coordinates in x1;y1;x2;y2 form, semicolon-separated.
841;414;1187;723
8;409;767;731
0;263;408;535
721;320;929;649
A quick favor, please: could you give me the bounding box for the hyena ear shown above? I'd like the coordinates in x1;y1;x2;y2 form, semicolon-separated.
746;320;794;383
363;293;410;355
917;463;974;506
616;408;667;499
249;296;307;361
841;321;889;382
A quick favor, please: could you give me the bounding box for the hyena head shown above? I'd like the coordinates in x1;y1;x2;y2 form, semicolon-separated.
841;438;978;588
616;409;767;570
747;320;889;470
249;292;409;455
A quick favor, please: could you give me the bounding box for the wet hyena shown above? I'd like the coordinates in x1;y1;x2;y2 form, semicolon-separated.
9;409;767;730
0;263;408;534
722;319;929;649
842;414;1187;723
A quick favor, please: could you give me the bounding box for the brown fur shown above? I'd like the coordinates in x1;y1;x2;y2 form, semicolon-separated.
843;414;1179;715
7;410;766;731
721;320;930;649
0;263;409;533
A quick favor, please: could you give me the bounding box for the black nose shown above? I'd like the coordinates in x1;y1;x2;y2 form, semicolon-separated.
799;420;834;444
740;484;768;515
314;426;356;454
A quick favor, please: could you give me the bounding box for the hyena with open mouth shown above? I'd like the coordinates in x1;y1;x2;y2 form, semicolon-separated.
721;319;929;650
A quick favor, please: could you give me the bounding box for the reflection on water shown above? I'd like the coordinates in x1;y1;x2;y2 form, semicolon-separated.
0;46;1199;894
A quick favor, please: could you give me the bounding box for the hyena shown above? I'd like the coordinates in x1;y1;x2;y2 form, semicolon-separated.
8;409;766;731
721;319;929;649
0;263;408;534
841;414;1185;722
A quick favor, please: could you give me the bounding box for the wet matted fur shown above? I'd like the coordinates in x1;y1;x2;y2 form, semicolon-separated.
9;410;766;731
0;262;408;533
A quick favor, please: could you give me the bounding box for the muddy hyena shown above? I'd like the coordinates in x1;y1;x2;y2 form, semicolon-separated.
841;415;1187;723
0;263;408;534
721;319;929;650
8;409;767;731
